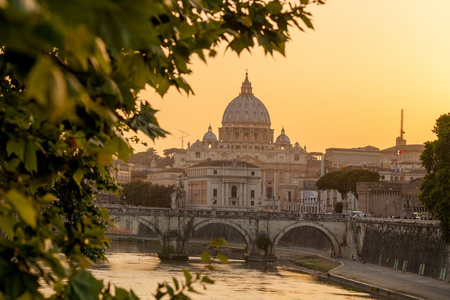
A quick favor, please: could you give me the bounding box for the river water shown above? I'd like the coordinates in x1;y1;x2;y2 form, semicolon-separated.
90;241;381;300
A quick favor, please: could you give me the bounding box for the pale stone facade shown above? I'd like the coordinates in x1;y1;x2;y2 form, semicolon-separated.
324;146;380;170
175;73;320;209
185;160;262;210
146;168;185;187
378;167;425;182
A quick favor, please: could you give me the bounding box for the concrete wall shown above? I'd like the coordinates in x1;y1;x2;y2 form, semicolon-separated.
355;219;449;281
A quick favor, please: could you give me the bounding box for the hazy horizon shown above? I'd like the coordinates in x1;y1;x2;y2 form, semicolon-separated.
134;0;449;156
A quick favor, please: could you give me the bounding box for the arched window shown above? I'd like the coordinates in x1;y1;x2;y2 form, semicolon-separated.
231;186;237;198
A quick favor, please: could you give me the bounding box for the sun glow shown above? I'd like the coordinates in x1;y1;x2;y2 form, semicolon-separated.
138;0;450;155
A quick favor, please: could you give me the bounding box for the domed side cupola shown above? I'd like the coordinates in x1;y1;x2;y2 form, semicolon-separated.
203;124;217;141
275;127;290;144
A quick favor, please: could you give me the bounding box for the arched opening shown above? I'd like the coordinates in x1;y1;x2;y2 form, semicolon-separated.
137;223;158;237
273;223;340;256
191;223;246;244
277;227;331;251
190;221;251;259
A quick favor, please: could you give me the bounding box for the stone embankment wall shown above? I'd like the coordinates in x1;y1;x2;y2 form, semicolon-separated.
356;219;449;281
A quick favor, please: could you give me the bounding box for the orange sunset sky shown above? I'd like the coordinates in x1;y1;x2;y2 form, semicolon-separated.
137;0;449;156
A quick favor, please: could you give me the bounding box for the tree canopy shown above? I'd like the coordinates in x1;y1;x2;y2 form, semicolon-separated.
316;169;380;200
121;181;174;208
0;0;324;299
419;113;450;244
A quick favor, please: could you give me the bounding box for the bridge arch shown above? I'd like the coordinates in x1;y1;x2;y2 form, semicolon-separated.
273;222;341;256
113;215;164;240
189;219;253;250
134;217;164;238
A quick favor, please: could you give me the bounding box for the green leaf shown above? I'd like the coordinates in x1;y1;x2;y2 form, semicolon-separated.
24;141;38;173
217;253;228;264
201;276;214;284
35;193;56;205
238;16;253;28
26;56;68;122
5;189;37;229
73;168;85;187
66;270;103;300
0;213;17;239
211;238;226;246
183;270;192;283
200;250;211;263
6;139;25;160
172;278;179;291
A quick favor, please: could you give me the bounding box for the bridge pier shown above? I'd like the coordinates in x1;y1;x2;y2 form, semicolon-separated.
158;230;189;260
246;231;277;262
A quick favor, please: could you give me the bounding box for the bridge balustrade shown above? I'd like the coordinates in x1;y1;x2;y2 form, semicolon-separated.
104;205;350;222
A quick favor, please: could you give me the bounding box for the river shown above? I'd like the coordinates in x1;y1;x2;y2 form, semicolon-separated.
89;241;382;300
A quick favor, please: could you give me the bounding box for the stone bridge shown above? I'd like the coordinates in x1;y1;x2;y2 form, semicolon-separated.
105;205;356;261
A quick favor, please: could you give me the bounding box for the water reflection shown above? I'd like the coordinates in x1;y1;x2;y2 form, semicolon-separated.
90;241;382;300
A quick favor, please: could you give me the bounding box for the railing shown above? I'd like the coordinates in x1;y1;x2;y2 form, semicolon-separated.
104;204;350;222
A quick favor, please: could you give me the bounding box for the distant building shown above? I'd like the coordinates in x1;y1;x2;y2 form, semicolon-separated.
185;160;261;210
380;143;424;169
111;159;132;184
356;179;424;218
378;167;425;182
146;168;185;187
279;179;357;213
324;146;380;170
131;170;151;181
380;110;424;169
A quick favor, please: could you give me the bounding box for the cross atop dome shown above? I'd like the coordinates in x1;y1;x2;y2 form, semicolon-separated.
241;71;253;95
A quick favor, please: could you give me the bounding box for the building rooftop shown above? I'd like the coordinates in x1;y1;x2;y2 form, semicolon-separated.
190;159;259;169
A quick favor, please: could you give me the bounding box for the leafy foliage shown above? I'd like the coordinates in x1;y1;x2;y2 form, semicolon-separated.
0;0;323;299
419;114;450;244
316;169;380;200
121;181;174;207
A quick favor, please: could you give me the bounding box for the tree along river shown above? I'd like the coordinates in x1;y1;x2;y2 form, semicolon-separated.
90;241;383;300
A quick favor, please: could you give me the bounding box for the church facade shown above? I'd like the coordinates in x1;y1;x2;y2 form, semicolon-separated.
175;73;320;210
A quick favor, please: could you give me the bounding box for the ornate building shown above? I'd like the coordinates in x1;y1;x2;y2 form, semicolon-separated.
175;73;320;210
185;160;261;210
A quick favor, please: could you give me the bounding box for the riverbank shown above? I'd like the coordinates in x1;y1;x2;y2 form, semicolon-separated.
274;246;450;300
108;236;450;300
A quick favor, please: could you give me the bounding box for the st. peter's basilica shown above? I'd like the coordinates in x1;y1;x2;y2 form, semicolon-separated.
174;73;321;209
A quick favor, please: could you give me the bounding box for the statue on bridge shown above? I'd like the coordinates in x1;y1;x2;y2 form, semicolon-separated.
171;177;186;209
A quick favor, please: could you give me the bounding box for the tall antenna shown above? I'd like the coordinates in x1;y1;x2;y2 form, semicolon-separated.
178;130;190;149
400;109;405;139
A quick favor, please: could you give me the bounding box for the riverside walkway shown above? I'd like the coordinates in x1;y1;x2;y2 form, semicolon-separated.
330;257;450;300
277;246;449;300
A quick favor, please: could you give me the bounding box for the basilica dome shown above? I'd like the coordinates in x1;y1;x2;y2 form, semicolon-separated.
221;73;271;127
203;125;217;141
